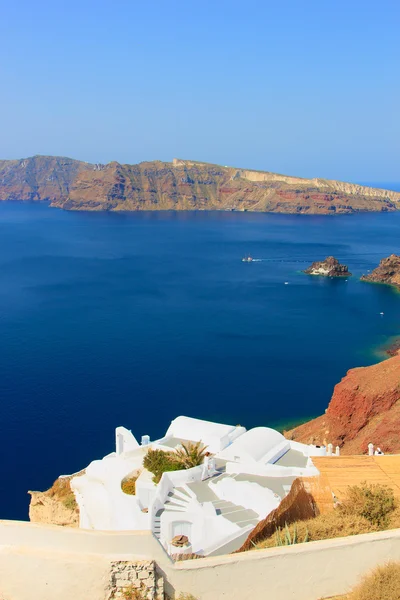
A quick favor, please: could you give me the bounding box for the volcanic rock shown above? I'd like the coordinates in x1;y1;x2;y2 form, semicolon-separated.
0;155;399;215
303;256;351;277
286;352;400;454
361;254;400;288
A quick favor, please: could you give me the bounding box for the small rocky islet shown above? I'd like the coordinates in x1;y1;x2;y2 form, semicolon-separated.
290;259;400;453
303;256;351;277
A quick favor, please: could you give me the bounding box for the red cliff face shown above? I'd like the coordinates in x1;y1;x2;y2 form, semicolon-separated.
286;353;400;454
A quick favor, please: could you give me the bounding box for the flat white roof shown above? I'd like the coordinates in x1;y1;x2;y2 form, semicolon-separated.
165;416;236;445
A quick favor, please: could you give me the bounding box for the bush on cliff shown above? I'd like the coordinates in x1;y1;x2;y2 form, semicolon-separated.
256;511;377;550
340;482;396;528
47;476;77;511
255;483;397;550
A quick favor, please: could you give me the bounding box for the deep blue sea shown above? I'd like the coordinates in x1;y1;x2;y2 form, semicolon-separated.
1;195;400;520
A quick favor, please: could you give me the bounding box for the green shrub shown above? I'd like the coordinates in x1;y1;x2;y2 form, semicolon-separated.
255;510;377;550
143;449;185;484
47;477;77;511
274;522;309;546
341;482;396;528
63;494;78;510
254;482;396;551
174;441;207;469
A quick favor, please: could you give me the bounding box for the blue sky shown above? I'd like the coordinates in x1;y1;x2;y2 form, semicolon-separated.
0;0;399;181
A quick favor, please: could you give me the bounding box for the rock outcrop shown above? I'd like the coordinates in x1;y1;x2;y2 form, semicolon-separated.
361;254;400;288
237;478;321;552
286;352;400;454
303;256;352;277
28;473;82;527
0;155;399;214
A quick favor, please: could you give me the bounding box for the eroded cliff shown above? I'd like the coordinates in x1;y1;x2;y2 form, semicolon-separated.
286;352;400;454
28;473;82;527
361;254;400;288
1;155;399;214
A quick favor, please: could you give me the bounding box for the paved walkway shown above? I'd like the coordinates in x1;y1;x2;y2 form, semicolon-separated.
312;455;400;500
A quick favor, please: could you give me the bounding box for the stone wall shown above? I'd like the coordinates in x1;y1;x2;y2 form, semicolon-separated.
3;521;400;600
108;561;164;600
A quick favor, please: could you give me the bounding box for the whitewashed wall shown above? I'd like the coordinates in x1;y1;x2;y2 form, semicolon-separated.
1;520;400;600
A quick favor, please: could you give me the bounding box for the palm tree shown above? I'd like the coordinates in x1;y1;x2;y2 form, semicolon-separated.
174;441;208;469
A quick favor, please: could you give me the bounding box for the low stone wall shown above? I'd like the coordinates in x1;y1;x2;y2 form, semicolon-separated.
2;521;400;600
108;560;164;600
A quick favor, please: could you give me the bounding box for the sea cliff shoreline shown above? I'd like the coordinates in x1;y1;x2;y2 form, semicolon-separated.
1;155;399;215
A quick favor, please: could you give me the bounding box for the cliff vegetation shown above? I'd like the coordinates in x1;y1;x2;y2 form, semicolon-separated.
28;472;83;527
253;482;399;551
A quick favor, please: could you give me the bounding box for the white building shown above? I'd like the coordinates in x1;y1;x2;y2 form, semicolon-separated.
71;416;324;557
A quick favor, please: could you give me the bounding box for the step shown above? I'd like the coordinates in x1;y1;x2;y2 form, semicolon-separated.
213;501;243;514
164;504;188;513
186;481;219;503
165;496;190;508
210;473;230;484
174;487;192;500
165;499;189;508
235;518;259;527
221;508;259;525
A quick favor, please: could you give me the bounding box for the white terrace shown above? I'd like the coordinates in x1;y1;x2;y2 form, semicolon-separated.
71;416;326;557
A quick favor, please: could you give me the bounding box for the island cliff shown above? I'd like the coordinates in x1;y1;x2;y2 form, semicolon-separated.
286;352;400;454
303;256;351;277
0;155;399;214
361;254;400;288
28;474;81;527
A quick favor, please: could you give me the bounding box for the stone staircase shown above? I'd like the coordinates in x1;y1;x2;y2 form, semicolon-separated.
152;478;259;543
153;487;193;540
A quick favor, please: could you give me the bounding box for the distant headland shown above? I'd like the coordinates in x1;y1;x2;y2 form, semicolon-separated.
0;155;399;214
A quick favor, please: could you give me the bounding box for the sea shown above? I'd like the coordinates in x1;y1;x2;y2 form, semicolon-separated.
1;188;400;520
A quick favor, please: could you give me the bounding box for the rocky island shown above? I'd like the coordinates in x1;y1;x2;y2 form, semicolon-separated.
303;256;352;277
361;254;400;288
0;155;399;214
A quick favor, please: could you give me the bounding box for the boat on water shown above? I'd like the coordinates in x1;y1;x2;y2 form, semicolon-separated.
242;255;253;262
